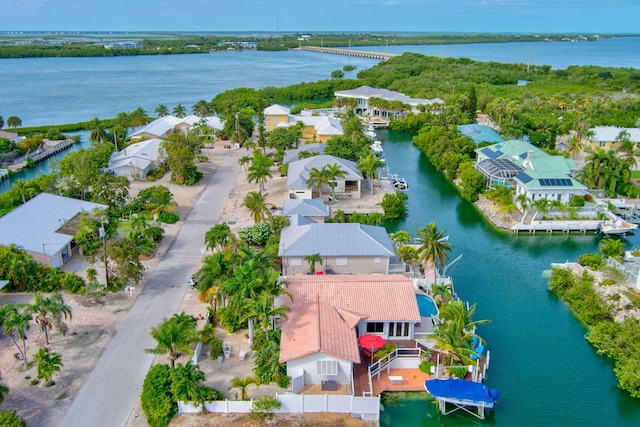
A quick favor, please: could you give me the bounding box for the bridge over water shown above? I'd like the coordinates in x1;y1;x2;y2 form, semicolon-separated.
297;46;399;60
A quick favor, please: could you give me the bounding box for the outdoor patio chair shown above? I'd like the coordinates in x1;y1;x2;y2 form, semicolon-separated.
223;342;231;358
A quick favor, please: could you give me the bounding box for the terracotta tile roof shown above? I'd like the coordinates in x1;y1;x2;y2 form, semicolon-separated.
279;298;361;363
284;275;420;322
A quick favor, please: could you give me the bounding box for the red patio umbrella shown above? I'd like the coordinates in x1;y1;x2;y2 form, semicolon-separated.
358;334;385;363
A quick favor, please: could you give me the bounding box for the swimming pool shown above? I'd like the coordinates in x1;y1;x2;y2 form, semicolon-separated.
416;294;438;317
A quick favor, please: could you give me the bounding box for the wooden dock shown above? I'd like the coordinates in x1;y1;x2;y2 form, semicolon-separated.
297;46;399;61
511;220;600;234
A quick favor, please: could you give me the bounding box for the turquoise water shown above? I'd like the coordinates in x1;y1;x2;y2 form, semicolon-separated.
379;129;640;426
416;294;438;317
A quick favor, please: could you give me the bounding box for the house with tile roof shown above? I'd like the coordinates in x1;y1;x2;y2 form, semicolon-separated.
278;222;402;275
279;275;421;391
334;86;443;123
0;193;107;267
583;126;640;151
287;154;363;200
263;105;343;143
107;138;165;180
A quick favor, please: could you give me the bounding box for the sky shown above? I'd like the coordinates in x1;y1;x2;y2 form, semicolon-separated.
1;0;639;34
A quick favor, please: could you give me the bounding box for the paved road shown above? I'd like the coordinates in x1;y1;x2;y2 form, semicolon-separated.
59;150;242;427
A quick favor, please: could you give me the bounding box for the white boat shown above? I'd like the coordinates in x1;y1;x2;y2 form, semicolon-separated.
599;219;638;236
370;140;383;154
393;177;409;190
364;124;376;139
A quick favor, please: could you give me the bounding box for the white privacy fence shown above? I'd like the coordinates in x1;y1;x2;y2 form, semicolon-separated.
178;393;381;422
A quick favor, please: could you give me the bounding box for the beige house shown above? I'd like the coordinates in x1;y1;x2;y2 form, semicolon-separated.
583;126;640;151
263;104;343;143
278;222;402;275
287;154;363;200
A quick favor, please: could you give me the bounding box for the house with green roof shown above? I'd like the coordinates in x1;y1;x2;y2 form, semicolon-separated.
475;139;586;203
458;124;503;144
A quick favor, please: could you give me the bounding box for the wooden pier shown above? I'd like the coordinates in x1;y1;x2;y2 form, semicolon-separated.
297;46;399;61
511;221;600;234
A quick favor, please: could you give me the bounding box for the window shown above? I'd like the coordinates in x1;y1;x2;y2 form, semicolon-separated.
366;322;384;333
336;257;348;266
290;257;302;266
317;359;338;376
389;322;410;338
374;257;381;264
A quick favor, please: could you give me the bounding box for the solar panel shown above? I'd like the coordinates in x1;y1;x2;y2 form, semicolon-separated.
539;178;573;187
516;172;533;183
481;147;501;159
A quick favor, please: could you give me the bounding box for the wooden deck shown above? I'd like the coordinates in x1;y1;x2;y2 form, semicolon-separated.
372;368;432;395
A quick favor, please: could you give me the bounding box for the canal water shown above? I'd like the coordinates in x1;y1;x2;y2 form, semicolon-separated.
378;129;640;426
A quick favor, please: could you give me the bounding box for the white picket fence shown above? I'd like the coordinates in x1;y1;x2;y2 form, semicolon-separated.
178;393;380;422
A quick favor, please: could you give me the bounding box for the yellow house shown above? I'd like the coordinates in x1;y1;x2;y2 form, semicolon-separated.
583;126;640;151
264;104;343;143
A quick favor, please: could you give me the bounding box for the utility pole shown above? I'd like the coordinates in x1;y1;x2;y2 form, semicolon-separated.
99;219;109;287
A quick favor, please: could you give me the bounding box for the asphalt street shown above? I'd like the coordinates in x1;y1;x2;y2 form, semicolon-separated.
59;149;242;427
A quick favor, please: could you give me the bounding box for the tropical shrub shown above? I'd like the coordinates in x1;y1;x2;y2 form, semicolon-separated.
141;364;176;427
0;410;27;427
250;395;281;420
208;338;223;359
569;194;586;207
380;191;408;220
238;222;272;246
157;212;179;224
419;360;436;374
449;366;469;379
577;253;603;269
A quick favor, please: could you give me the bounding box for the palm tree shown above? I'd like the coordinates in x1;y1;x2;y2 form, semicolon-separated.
12;179;36;204
416;222;453;274
307;165;330;199
391;230;411;246
155;104;169;117
170;361;205;402
145;313;199;367
1;305;32;366
129;107;149;128
192;100;211;117
173;104;187;118
324;163;348;200
147;190;178;217
204;223;231;252
229;376;256;401
27;293;72;345
357;153;385;195
86;117;107;143
247;152;273;193
33;347;63;386
243;191;274;223
304;253;323;274
238;155;252;175
242;289;290;343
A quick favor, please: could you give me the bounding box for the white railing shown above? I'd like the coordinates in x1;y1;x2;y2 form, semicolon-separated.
178;393;381;422
366;347;425;394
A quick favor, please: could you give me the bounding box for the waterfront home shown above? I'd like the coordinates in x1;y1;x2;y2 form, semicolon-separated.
282;142;325;164
583;126;640;151
107;138;165;180
263;105;343;143
278;274;421;392
278;222;402;275
334;85;443;123
282;199;329;223
0;130;20;142
287;154;363;200
129;114;222;140
0;193;107;268
457;123;503;144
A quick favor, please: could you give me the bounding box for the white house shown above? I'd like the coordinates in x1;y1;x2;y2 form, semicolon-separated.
279;274;421;391
107;138;164;180
334;86;443;121
0;193;107;267
286;155;363;200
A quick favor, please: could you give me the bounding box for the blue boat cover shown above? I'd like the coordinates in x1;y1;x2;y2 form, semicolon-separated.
425;379;498;405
